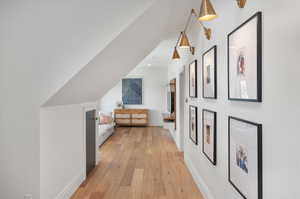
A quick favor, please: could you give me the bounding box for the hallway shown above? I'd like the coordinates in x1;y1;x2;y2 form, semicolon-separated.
71;127;203;199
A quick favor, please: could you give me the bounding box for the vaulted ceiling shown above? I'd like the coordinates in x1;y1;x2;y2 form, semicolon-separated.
26;0;198;106
42;0;198;106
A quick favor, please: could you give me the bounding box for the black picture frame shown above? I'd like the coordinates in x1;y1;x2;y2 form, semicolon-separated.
189;60;198;98
189;105;198;145
202;46;217;99
228;116;263;199
227;12;262;102
202;109;217;165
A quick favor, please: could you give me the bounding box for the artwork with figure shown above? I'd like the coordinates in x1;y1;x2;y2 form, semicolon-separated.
202;46;217;99
205;125;211;144
228;12;262;102
206;65;211;84
189;60;197;98
122;78;142;105
202;110;216;165
229;116;263;199
235;48;249;99
189;106;198;145
236;145;248;173
237;50;246;76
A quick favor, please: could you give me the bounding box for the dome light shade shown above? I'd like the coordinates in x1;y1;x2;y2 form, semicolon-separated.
199;0;217;21
172;47;180;59
179;32;191;48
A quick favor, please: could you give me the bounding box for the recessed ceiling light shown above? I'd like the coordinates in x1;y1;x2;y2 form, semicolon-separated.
147;63;151;66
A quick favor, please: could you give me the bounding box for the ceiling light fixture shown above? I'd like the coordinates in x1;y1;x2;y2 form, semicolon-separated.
198;0;218;21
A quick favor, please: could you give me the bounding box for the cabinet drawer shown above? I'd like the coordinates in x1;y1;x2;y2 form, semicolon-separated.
115;114;130;119
115;119;131;124
132;114;147;119
131;119;147;124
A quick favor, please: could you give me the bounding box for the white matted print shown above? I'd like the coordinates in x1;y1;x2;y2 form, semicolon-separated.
228;117;262;199
189;106;198;145
228;12;262;102
202;110;216;165
189;60;197;98
202;46;217;99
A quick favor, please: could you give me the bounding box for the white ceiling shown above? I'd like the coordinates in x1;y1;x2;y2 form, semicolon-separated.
134;0;202;69
4;0;155;106
43;0;198;106
135;39;176;68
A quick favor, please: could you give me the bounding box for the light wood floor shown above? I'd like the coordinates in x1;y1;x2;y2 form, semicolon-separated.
71;127;203;199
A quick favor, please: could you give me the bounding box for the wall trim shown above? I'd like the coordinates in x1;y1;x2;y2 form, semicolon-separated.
166;127;183;152
174;131;182;151
184;154;215;199
54;171;85;199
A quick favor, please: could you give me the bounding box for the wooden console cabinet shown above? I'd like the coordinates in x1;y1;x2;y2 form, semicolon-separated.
114;109;149;127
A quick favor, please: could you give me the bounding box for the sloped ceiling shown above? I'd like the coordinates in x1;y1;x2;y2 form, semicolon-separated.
43;0;197;106
1;0;154;105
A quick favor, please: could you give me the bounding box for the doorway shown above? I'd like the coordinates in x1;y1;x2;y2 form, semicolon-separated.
85;109;96;177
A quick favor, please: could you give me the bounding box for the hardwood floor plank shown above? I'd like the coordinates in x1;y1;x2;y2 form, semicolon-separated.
71;127;203;199
131;168;144;199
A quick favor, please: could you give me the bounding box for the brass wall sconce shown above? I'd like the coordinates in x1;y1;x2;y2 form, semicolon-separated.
191;9;212;40
172;0;246;60
172;32;196;60
237;0;247;8
199;0;218;21
172;7;214;60
190;47;195;55
172;47;180;59
179;32;191;49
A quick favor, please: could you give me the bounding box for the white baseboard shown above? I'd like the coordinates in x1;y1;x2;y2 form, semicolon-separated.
55;171;85;199
174;133;182;151
185;155;215;199
166;128;183;152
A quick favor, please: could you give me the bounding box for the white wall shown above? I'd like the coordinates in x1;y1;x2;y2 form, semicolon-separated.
100;66;168;126
0;1;155;198
170;0;300;199
40;105;85;199
0;0;195;198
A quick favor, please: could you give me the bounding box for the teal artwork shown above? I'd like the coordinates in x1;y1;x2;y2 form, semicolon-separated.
122;78;142;105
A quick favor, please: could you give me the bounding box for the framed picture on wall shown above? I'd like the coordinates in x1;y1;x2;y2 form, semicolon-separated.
228;116;262;199
189;60;197;98
189;106;198;145
122;78;143;104
202;46;217;99
228;12;262;102
202;109;217;165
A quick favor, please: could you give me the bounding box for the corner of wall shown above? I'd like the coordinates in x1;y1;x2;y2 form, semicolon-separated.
54;171;85;199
